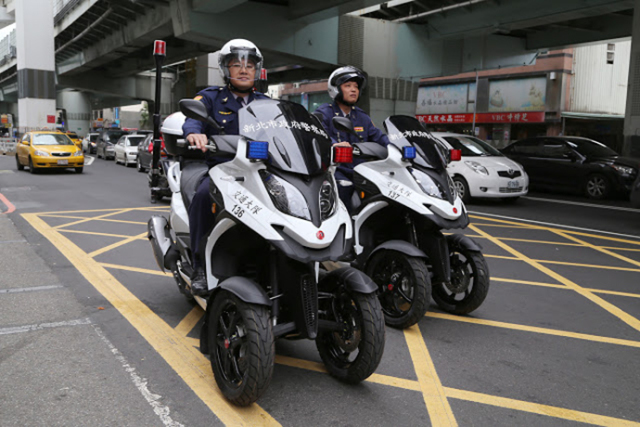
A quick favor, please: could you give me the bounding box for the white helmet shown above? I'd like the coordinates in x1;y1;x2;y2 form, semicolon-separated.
218;39;263;89
327;66;367;103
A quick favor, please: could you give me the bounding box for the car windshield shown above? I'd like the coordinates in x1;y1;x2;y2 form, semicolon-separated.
125;136;144;146
32;134;74;146
105;131;128;141
89;134;99;142
443;135;502;157
383;116;447;172
239;99;332;175
564;137;618;157
67;133;78;139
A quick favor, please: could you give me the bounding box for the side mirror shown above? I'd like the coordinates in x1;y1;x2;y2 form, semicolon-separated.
332;116;363;142
179;99;224;134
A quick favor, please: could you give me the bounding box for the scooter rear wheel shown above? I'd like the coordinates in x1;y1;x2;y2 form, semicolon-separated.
432;248;490;315
209;291;274;406
366;250;431;329
316;290;385;384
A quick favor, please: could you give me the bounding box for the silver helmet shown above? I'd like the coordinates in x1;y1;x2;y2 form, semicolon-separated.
327;66;367;103
218;39;263;88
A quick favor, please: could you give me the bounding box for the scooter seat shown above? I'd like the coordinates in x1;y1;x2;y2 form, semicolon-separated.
180;161;210;212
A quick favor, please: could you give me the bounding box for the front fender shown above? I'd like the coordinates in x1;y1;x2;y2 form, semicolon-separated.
447;233;483;252
318;267;377;294
200;276;271;355
369;240;427;259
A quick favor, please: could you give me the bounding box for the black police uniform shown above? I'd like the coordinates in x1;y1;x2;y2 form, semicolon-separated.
315;101;390;211
182;86;269;269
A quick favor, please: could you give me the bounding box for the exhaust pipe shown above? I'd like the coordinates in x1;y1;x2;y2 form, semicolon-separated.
147;216;179;272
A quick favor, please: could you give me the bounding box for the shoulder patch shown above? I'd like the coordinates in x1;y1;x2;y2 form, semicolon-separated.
194;95;203;101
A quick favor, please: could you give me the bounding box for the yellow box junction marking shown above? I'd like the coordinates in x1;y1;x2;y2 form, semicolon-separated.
469;224;640;334
88;232;148;258
404;325;458;426
100;263;172;277
23;213;280;427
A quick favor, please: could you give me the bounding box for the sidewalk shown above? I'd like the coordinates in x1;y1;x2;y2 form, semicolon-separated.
0;213;178;427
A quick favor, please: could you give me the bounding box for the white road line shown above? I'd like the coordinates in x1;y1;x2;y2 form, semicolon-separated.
0;318;92;335
0;285;63;294
92;325;184;427
522;196;640;213
468;211;640;240
84;156;95;166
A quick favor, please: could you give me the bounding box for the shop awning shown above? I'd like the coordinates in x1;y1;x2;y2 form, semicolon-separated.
561;112;624;121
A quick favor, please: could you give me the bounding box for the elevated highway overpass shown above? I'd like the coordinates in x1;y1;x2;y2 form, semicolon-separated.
1;0;639;153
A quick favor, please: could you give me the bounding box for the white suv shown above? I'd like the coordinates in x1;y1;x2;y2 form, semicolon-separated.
430;132;529;203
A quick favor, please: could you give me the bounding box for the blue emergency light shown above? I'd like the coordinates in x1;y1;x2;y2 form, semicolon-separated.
403;146;416;160
247;140;269;160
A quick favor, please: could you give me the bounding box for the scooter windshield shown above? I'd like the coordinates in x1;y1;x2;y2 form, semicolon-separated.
384;116;447;173
239;99;332;175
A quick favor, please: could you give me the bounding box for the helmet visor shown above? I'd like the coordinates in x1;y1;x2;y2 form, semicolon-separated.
225;47;263;80
333;72;366;91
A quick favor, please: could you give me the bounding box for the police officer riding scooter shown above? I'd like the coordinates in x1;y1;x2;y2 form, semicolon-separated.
182;39;270;295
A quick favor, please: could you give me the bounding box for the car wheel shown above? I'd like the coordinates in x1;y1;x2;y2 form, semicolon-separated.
75;167;83;174
16;155;24;171
585;174;610;199
28;157;37;174
453;176;471;203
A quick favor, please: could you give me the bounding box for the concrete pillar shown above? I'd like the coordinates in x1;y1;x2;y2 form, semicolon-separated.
57;90;91;137
16;0;56;133
623;0;640;157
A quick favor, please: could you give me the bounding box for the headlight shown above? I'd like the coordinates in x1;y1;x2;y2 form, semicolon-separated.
260;171;311;220
611;164;634;175
73;150;82;156
319;178;337;220
90;142;96;147
464;161;489;176
410;168;446;200
34;150;49;157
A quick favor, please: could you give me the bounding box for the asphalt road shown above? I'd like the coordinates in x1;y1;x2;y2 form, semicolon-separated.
1;152;640;427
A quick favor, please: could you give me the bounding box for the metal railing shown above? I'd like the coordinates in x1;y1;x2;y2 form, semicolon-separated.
54;0;82;24
0;28;16;68
0;138;17;154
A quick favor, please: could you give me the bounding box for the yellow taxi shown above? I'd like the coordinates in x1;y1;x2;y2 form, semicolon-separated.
66;131;83;148
15;131;85;174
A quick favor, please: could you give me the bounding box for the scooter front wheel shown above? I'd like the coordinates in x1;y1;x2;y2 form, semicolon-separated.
316;290;385;384
209;291;274;406
432;248;490;315
366;250;431;329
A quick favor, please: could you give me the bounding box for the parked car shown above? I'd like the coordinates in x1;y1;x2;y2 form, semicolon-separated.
136;133;168;172
500;136;638;199
82;132;100;154
114;134;146;167
96;128;128;160
429;132;528;203
15;131;84;174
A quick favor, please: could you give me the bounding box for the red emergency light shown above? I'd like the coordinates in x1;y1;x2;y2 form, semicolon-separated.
332;146;353;164
154;40;166;56
449;149;462;162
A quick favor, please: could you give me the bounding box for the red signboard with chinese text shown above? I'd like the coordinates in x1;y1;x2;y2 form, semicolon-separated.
417;112;545;125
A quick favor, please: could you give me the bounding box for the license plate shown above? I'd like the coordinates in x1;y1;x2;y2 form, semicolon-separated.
507;180;520;189
57;159;68;165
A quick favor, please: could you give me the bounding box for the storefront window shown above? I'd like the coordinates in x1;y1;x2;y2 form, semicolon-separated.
308;93;332;112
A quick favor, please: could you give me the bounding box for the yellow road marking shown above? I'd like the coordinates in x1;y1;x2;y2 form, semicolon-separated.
469;223;534;229
88;232;148;258
445;388;640;427
601;246;640;252
469;224;640;334
484;254;520;260
493;277;640;299
555;230;640;269
100;263;173;277
185;337;201;348
59;229;147;240
426;312;640;348
176;306;205;337
484;253;640;273
404;325;457;426
23;213;279;426
49;209;132;229
277;355;640;426
36;206;168;215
